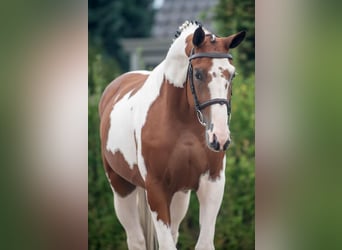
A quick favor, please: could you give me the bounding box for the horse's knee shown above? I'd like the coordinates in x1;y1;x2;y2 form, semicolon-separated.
171;229;179;244
195;243;215;250
127;234;146;250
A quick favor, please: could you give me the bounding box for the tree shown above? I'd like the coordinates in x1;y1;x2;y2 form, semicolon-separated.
89;0;154;71
214;0;255;77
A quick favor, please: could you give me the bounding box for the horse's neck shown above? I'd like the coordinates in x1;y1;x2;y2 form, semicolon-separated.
163;22;204;88
162;78;197;125
162;44;191;114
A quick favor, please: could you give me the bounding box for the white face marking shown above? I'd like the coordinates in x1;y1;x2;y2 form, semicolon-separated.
106;64;165;179
206;59;235;148
208;58;235;98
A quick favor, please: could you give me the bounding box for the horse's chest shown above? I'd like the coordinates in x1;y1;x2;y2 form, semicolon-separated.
142;131;217;191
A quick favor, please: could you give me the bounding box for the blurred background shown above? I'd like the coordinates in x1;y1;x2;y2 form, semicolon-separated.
88;0;255;249
2;0;342;249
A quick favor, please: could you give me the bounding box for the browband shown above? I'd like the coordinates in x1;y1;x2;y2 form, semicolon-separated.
189;52;233;61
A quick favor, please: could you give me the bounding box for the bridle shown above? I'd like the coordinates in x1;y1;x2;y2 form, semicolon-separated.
187;47;233;126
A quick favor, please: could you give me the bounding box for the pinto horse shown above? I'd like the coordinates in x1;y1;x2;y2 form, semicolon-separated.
99;21;246;250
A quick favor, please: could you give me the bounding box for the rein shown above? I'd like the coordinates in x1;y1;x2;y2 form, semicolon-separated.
188;48;233;126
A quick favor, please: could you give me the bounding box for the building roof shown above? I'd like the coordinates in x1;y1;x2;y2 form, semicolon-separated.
152;0;218;39
122;0;219;70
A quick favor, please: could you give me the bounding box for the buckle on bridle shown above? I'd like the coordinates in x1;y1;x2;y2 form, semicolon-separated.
196;110;207;126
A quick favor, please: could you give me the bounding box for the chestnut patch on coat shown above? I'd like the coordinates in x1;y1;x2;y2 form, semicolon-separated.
141;79;225;223
99;73;148;117
103;150;145;197
218;67;230;80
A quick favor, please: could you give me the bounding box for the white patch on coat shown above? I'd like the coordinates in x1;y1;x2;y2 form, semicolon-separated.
196;157;226;249
106;63;165;179
107;90;137;167
150;210;177;250
130;70;150;75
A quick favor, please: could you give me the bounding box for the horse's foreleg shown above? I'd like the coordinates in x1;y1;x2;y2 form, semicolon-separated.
170;190;191;244
146;181;177;250
195;170;226;250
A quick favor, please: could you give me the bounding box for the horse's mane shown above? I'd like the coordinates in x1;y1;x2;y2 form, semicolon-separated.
173;20;202;40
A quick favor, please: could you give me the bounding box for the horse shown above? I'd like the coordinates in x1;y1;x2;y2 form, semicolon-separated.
99;20;246;250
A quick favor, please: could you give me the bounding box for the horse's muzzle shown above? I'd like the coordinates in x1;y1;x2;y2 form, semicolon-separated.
207;132;231;152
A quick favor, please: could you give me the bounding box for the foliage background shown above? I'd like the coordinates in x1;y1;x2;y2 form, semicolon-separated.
88;0;254;249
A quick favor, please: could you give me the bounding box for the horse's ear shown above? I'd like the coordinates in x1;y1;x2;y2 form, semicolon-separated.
226;31;246;49
192;26;205;47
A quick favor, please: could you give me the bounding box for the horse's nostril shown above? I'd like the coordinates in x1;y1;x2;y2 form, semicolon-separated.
210;141;220;151
210;134;220;151
223;140;230;150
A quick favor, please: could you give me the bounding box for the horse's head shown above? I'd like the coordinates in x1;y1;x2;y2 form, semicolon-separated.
186;25;246;152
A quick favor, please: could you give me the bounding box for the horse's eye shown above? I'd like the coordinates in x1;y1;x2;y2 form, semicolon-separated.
195;71;203;80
